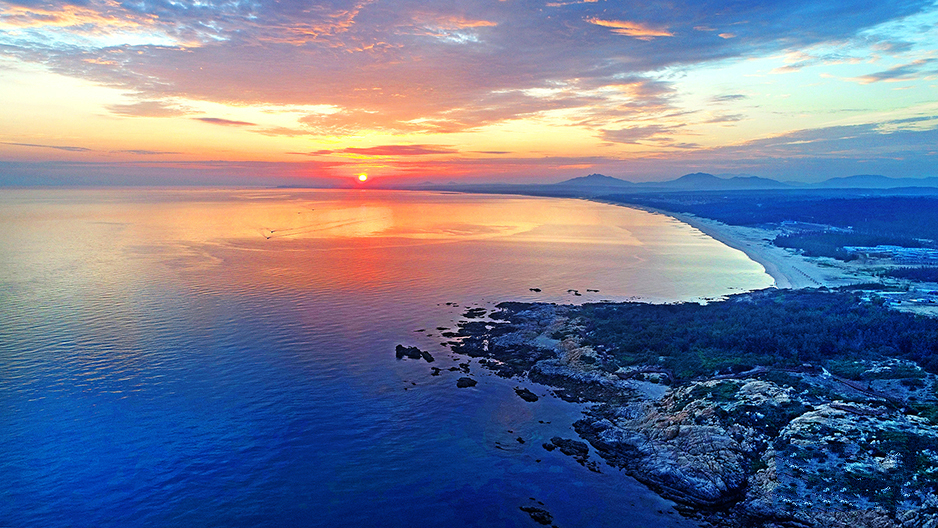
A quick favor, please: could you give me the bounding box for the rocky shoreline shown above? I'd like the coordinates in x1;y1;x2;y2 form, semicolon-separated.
418;292;938;528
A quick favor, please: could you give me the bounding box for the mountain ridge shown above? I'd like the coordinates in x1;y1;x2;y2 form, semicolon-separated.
553;172;938;191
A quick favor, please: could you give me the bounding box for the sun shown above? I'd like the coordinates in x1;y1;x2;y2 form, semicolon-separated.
357;173;368;182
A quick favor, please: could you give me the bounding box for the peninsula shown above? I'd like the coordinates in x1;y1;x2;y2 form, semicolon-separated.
412;182;938;527
437;289;938;527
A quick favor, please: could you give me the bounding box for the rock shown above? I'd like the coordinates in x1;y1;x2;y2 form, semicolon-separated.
395;344;434;363
456;377;477;388
550;437;590;460
519;506;553;525
464;308;487;319
515;387;539;402
395;345;422;360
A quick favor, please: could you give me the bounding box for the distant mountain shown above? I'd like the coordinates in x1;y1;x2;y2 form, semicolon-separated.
554;173;634;189
529;172;938;196
555;172;789;192
668;172;722;186
811;174;938;189
658;172;790;191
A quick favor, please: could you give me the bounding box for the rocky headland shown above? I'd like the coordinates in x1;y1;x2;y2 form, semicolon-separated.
440;289;938;528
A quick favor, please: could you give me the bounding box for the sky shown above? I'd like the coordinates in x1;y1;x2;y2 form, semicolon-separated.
0;0;937;186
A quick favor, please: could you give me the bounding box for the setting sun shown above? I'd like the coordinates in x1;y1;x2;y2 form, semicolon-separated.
358;173;368;182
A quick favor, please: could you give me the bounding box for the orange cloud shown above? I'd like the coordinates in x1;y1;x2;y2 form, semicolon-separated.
195;117;258;127
251;1;373;46
295;144;457;157
585;18;673;40
423;15;498;30
0;3;146;31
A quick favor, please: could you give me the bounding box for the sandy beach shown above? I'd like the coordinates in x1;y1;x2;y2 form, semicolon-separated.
606;203;870;289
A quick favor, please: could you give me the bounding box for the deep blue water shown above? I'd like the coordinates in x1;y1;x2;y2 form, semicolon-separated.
0;189;770;527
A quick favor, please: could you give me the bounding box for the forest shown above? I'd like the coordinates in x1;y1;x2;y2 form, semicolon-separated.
601;191;938;264
560;288;938;380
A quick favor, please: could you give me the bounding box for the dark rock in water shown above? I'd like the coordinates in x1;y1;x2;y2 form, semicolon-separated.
430;367;441;376
395;344;435;363
515;387;539;402
456;377;477;388
548;437;591;466
529;288;541;292
519;506;553;525
550;437;589;457
542;443;555;451
395;345;423;360
463;307;487;319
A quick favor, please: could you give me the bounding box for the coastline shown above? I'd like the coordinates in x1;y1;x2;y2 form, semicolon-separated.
598;201;866;290
440;290;938;528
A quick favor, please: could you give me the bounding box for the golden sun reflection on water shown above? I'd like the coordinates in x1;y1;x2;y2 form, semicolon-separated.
0;188;773;304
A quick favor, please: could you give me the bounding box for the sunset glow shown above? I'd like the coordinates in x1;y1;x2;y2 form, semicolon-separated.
0;0;936;186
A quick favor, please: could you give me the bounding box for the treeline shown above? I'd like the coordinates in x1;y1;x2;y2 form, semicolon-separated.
885;267;938;283
773;232;927;261
572;289;938;380
606;193;938;243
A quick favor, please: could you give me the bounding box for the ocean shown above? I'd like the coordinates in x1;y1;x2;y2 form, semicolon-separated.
0;188;772;527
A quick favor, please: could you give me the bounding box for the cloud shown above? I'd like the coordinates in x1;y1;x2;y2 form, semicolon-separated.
194;117;258;126
342;144;456;156
769;50;864;74
696;123;938;162
1;0;937;184
0;159;350;187
1;141;91;152
853;58;937;83
600;125;675;144
3;0;930;137
107;100;190;117
294;144;457;156
711;94;747;103
111;149;183;155
585;18;673;39
705;113;745;124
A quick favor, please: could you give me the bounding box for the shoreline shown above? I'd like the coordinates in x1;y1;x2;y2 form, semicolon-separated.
594;200;867;290
441;291;938;528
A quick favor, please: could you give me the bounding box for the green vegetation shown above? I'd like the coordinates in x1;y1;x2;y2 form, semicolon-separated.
773;232;925;261
604;192;938;261
884;267;938;283
571;289;938;380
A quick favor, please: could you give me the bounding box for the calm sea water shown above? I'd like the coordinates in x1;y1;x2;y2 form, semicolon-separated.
0;189;772;527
